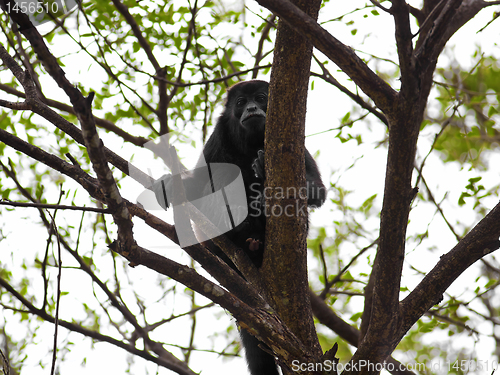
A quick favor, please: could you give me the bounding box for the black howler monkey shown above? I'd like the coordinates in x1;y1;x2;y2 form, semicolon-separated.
152;80;325;375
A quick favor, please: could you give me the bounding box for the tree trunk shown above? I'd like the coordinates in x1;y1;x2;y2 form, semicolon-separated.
261;0;323;372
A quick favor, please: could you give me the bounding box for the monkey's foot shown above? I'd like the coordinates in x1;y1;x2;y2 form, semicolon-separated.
246;238;262;251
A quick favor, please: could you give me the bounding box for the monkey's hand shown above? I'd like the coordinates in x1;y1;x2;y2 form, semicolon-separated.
151;174;173;210
252;150;265;179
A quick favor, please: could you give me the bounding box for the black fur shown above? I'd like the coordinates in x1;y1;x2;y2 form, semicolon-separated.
152;80;326;375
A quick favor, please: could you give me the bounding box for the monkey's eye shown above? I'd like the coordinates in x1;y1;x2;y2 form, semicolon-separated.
255;94;267;103
236;97;247;107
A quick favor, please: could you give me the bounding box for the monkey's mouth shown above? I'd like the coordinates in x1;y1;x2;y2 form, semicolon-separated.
242;113;265;123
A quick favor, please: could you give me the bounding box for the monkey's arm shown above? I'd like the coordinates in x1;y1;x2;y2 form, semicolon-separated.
252;149;326;208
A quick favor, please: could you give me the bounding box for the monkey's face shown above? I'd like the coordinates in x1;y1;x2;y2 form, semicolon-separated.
224;80;269;149
237;93;267;129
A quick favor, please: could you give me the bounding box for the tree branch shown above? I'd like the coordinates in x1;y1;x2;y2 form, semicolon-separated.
255;0;398;114
0;124;266;309
0;127;104;201
2;16;139;262
110;0;161;72
0;276;198;375
399;200;500;335
310;291;416;375
370;0;392;14
125;245;317;370
391;0;418;97
413;0;447;40
311;56;388;126
252;14;276;79
0;46;153;189
0;82;150;147
415;0;464;72
0;200;111;213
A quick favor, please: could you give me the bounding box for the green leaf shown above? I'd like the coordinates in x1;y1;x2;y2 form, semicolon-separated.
487;105;498;117
350;312;363;322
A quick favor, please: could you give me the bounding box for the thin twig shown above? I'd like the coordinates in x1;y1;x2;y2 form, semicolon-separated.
370;0;391;14
319;239;378;299
0;200;111;213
